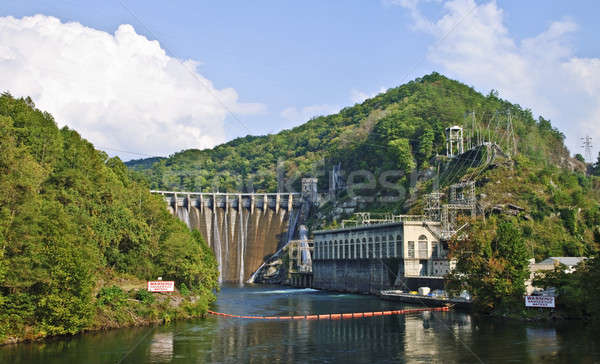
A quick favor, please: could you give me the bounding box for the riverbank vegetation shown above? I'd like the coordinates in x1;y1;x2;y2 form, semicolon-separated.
532;255;600;319
0;94;219;344
448;220;530;314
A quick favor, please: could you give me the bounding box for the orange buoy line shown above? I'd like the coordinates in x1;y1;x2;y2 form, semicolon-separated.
207;306;450;320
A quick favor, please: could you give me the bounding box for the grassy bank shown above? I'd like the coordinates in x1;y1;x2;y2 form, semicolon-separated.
2;273;215;345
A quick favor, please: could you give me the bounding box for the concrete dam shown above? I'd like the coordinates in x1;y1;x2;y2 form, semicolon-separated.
153;191;306;283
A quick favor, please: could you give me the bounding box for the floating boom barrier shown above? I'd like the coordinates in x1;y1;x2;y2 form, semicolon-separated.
207;306;450;320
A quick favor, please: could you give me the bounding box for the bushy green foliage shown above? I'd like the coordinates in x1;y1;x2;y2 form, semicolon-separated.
0;93;218;341
448;220;530;312
97;286;128;307
478;156;600;259
593;152;600;176
534;255;600;319
135;289;155;304
179;283;190;297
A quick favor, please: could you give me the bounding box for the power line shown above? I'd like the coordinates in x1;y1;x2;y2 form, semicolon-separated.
95;145;159;158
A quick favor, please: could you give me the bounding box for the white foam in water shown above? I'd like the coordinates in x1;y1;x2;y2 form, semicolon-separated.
251;288;319;294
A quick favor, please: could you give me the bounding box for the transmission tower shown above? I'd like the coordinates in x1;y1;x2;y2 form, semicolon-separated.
581;136;593;162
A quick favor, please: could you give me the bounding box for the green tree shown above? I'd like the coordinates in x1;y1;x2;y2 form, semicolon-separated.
534;254;600;319
418;127;435;166
448;220;530;312
0;93;218;341
593;152;600;176
388;138;415;171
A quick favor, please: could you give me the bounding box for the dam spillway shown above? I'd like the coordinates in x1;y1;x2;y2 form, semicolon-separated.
153;191;303;283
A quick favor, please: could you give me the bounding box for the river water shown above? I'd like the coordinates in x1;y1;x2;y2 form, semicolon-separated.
2;284;599;363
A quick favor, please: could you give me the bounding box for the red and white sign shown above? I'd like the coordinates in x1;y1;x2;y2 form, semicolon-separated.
147;281;175;292
525;295;555;308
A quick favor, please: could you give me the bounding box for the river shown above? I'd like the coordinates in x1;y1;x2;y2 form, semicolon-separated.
2;284;599;363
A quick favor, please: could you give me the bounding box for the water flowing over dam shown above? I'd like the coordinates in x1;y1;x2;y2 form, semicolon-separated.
153;191;304;283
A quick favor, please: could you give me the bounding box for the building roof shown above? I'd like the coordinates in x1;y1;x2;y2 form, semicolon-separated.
538;257;587;267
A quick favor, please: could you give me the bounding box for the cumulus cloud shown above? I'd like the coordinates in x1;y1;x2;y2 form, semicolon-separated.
0;15;265;159
394;0;600;160
280;104;341;127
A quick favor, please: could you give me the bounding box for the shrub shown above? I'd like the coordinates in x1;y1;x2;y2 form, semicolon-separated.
135;289;155;304
96;285;127;307
179;283;190;297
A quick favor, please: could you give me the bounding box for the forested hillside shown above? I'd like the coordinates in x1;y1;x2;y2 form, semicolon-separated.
128;73;572;193
128;72;600;262
0;94;218;343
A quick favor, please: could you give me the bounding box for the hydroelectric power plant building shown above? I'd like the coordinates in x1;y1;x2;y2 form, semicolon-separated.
312;216;453;294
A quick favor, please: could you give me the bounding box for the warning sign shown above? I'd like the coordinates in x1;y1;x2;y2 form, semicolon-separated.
525;295;555;308
147;281;175;292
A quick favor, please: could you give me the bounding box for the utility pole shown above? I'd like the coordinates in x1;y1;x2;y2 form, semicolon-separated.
581;136;593;162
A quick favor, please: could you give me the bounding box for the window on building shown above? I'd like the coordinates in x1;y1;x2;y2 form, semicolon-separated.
408;241;415;258
418;235;428;259
432;241;439;258
345;240;349;259
419;260;428;276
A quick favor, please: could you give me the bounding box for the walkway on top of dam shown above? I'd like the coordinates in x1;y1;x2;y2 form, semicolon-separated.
151;190;301;196
151;190;304;211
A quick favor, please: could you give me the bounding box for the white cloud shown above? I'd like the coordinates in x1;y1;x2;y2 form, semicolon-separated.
350;87;388;104
280;104;341;127
0;15;265;159
394;0;600;161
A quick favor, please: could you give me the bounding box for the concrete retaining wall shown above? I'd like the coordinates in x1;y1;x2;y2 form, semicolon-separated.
313;259;401;294
313;259;445;294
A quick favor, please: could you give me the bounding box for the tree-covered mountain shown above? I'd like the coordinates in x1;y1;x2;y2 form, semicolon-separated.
127;73;573;193
128;73;599;263
0;94;218;342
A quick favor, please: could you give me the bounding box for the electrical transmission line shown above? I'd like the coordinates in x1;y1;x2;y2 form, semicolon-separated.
581;136;593;162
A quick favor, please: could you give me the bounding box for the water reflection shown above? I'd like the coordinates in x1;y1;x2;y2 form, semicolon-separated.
1;285;599;363
148;332;173;363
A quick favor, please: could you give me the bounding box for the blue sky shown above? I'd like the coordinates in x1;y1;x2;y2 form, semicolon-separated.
1;1;599;160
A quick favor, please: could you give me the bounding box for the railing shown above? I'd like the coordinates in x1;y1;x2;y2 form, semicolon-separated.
341;214;428;228
151;190;300;196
